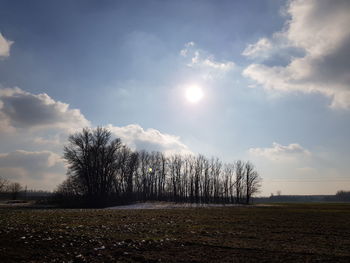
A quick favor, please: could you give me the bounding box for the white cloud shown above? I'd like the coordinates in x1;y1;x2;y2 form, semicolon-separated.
180;41;235;72
107;124;192;156
0;87;90;132
0;32;13;58
243;0;350;109
242;38;273;58
202;57;235;71
249;142;310;161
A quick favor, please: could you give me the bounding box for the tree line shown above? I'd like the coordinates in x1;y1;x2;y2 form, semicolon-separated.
0;177;23;200
56;127;262;207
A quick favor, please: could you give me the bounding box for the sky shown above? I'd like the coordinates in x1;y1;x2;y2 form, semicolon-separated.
0;0;350;195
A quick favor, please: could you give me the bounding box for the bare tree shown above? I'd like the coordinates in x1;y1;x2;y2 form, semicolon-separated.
58;127;262;206
0;176;8;193
194;155;204;203
125;151;139;201
244;162;262;204
223;163;234;203
235;160;245;204
211;158;222;203
63;127;122;205
56;174;85;197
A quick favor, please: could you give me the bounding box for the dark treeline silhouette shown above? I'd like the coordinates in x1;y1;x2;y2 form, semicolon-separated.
253;191;350;203
334;190;350;202
0;176;52;201
0;177;23;200
56;127;262;207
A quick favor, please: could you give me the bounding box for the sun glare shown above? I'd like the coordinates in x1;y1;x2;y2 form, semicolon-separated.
185;85;204;103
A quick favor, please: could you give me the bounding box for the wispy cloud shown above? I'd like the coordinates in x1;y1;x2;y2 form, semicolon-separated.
180;42;234;79
242;37;273;58
249;142;311;161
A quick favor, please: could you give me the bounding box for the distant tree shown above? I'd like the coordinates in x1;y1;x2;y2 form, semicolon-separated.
63;127;123;205
335;190;350;201
56;173;85;197
54;174;86;206
223;163;235;203
235;160;245;203
244;162;262;204
194;155;204;203
124;151;139;201
0;176;8;193
8;182;22;200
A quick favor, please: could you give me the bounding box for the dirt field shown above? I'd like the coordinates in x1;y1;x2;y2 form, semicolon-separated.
0;203;349;262
106;202;258;209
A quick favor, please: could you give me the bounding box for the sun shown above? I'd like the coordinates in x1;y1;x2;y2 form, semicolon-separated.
185;85;204;103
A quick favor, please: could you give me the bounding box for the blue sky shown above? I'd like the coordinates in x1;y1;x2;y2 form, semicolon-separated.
1;0;350;195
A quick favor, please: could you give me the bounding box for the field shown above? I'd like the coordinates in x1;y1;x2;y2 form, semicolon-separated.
0;203;350;262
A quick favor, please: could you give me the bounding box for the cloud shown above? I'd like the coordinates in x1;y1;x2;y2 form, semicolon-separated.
32;135;61;146
0;32;13;58
180;42;234;75
0;122;192;189
249;142;310;161
0;87;90;132
0;88;88;189
179;41;195;57
0;150;62;171
0;88;192;155
0;88;193;189
201;57;235;71
242;33;303;63
243;0;350;109
107;124;192;156
242;38;273;58
0;150;66;189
